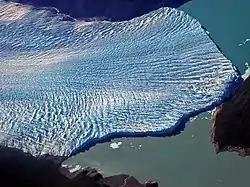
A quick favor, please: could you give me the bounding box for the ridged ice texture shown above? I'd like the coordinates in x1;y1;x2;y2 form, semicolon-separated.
0;2;241;156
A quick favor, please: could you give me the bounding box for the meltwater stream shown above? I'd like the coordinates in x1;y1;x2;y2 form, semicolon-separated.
0;1;242;156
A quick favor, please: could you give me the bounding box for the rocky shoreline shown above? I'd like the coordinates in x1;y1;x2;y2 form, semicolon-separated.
211;75;250;156
0;146;158;187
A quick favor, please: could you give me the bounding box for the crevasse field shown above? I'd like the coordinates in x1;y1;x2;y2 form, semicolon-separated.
0;1;242;156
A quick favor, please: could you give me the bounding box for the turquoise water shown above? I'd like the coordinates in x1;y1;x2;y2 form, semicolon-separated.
181;0;250;73
66;114;250;187
65;0;250;186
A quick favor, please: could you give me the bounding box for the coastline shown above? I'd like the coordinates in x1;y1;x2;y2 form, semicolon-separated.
0;146;158;187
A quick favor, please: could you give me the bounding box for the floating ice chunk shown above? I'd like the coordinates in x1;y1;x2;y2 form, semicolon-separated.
69;165;82;173
110;142;122;149
190;116;198;122
238;38;250;46
61;164;68;168
242;62;250;80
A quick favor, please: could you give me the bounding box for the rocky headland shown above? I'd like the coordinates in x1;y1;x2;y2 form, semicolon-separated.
211;75;250;156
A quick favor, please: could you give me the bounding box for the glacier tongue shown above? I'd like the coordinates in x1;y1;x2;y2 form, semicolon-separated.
0;2;242;156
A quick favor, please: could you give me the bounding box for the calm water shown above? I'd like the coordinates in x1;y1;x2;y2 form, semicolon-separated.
65;0;250;186
181;0;250;73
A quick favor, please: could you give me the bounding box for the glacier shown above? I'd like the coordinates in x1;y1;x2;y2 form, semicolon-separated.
0;1;242;156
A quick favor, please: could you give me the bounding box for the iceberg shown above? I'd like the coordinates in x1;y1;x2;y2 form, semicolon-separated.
0;2;242;156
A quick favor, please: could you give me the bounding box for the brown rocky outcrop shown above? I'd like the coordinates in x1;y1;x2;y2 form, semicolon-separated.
211;75;250;156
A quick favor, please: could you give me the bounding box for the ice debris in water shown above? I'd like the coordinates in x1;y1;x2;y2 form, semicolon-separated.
239;38;250;46
110;142;122;149
68;165;82;173
243;62;250;80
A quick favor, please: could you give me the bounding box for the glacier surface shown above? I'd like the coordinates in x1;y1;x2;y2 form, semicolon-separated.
0;2;242;156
